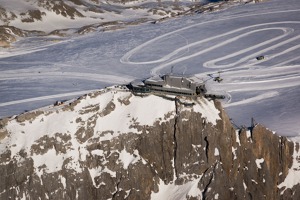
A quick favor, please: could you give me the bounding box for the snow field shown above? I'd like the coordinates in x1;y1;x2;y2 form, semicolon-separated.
151;178;202;200
278;144;300;193
0;1;296;135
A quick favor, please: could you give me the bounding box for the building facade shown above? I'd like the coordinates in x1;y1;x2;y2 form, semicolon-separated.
129;75;207;96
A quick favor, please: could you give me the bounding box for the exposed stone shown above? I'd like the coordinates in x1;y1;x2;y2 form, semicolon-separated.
118;93;132;105
15;110;44;123
100;101;116;117
0;92;299;199
31;133;72;155
20;9;46;22
0;128;8;140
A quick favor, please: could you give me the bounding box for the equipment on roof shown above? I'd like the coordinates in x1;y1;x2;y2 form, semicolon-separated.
207;71;223;83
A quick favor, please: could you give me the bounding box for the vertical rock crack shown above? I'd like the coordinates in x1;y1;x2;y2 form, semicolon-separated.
173;98;179;180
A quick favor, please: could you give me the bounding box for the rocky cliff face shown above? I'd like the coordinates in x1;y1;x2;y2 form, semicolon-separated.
0;86;299;199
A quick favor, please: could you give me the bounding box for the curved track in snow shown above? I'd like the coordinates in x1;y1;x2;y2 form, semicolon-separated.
0;71;134;107
0;71;134;83
121;11;300;88
120;9;300;66
0;90;96;107
121;20;300;75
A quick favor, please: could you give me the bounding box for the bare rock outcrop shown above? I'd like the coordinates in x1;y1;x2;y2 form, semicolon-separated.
0;88;299;199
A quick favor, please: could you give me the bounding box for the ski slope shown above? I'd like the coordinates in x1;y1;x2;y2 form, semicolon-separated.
0;0;299;136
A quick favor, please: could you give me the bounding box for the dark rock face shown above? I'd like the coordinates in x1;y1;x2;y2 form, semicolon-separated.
0;89;299;199
0;26;27;47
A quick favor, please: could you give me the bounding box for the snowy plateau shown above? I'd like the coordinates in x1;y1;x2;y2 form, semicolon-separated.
0;0;300;199
0;0;299;137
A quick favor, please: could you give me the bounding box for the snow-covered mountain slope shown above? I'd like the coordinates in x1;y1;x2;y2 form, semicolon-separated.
1;88;300;199
0;0;299;137
0;0;253;33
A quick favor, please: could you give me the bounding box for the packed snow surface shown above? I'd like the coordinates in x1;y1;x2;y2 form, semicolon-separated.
278;144;300;193
0;0;300;137
151;178;202;200
255;158;264;169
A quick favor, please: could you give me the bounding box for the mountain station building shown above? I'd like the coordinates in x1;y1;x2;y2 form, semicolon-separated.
129;74;207;96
